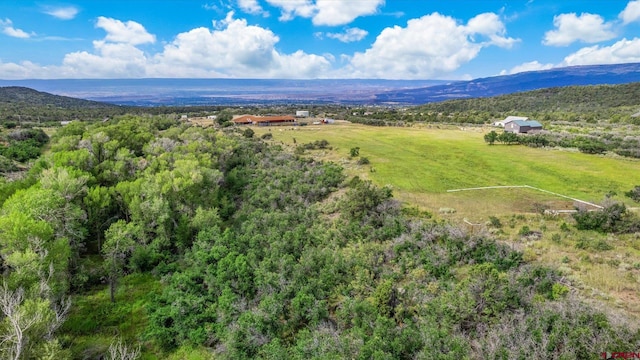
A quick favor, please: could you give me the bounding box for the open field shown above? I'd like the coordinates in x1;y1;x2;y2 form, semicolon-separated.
253;122;640;315
254;123;640;221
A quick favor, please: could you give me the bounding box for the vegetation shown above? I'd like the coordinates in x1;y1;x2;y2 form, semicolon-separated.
0;115;636;359
2;82;640;358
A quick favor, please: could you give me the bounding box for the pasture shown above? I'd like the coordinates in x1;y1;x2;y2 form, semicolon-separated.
254;123;640;221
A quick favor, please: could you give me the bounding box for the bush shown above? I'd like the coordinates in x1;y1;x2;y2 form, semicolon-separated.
518;226;532;236
357;157;370;165
624;186;640;202
243;128;255;138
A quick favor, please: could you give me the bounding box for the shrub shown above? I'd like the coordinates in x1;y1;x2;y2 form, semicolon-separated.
243;128;255;138
518;226;532;236
357;157;370;165
624;186;640;202
488;216;502;228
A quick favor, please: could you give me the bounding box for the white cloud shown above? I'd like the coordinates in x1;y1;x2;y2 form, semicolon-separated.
342;12;518;79
152;12;331;78
543;13;616;46
324;27;368;42
562;37;640;66
266;0;315;21
313;0;384;26
61;42;149;78
500;61;555;75
238;0;268;16
96;17;156;45
265;0;384;26
0;12;334;79
43;6;79;20
620;0;640;24
0;18;32;38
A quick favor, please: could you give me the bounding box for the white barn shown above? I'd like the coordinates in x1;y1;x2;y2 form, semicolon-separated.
296;110;310;117
493;116;528;127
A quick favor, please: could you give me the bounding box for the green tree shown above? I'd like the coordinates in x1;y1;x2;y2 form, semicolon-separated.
216;110;233;125
102;220;137;303
484;130;498;145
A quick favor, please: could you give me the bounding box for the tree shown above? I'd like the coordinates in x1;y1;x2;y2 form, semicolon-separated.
484;130;498;145
243;128;255;138
102;220;137;303
498;131;518;144
216;110;233;125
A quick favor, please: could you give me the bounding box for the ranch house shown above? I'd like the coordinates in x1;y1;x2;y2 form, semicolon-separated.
504;120;543;134
232;115;296;126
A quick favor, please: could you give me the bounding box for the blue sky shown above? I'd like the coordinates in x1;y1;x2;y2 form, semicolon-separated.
1;1;640;80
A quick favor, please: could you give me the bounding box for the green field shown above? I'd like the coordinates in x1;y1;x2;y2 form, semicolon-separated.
255;123;640;220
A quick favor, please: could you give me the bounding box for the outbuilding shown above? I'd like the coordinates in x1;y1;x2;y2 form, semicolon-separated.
504;120;543;134
493;116;528;127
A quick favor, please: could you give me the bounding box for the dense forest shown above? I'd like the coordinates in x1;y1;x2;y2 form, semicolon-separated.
0;115;638;359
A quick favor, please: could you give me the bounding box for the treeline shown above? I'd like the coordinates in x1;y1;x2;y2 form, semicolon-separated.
484;130;640;158
0;117;637;358
415;82;640;120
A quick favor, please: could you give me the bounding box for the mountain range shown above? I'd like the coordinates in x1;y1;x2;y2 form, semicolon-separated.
375;63;640;104
1;63;640;106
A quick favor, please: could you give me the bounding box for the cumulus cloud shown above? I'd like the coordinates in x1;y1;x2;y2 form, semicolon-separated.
0;12;334;79
562;37;640;66
543;13;616;46
266;0;384;26
62;42;149;78
500;60;555;75
343;12;518;79
0;19;32;38
237;0;268;16
152;12;330;78
96;17;156;45
323;27;368;42
620;0;640;24
42;6;79;20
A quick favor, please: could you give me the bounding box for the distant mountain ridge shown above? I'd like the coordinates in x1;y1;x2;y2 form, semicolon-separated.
374;63;640;104
2;63;640;107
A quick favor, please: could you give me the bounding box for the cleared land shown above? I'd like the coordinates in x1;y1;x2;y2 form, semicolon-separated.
255;123;640;220
255;122;640;315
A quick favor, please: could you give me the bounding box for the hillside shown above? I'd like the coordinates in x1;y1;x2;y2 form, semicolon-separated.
375;63;640;104
0;86;125;124
413;81;640;115
0;86;117;108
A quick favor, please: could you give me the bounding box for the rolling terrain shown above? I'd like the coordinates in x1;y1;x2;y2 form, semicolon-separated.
2;62;640;106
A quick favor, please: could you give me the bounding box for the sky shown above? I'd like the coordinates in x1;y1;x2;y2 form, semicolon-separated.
1;1;640;80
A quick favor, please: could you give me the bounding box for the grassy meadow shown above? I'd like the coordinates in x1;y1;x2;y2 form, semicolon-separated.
252;122;640;315
254;123;640;221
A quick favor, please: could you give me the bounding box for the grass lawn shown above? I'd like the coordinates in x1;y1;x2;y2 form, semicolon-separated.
255;123;640;221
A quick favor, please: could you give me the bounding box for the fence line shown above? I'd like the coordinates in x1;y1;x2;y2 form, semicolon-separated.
446;185;603;209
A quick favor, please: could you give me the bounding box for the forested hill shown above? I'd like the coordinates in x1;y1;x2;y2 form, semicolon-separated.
414;81;640;116
0;86;117;108
0;86;126;124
